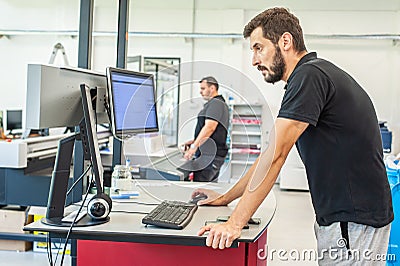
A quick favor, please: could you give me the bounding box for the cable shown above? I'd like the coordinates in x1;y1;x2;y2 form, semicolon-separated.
71;201;159;207
110;210;149;215
104;100;112;127
47;234;53;265
47;235;65;266
66;164;92;196
54;166;90;266
52;237;63;265
59;166;93;266
112;200;159;206
72;199;159;208
73;201;159;206
72;203;87;207
112;131;132;142
104;100;134;142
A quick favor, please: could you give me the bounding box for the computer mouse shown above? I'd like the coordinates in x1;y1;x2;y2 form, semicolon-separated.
189;194;208;204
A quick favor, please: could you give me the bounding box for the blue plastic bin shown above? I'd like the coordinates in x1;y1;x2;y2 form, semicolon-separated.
387;182;400;265
387;163;400;265
388;168;399;189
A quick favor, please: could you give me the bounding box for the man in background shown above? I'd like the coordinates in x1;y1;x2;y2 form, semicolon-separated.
183;76;229;182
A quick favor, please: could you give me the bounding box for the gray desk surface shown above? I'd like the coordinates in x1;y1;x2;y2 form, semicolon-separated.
25;180;276;247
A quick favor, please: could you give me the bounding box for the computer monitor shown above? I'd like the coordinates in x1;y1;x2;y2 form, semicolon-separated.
106;67;159;139
26;64;108;129
43;84;111;227
5;109;23;135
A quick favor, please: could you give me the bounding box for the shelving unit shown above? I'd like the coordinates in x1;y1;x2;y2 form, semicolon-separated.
226;104;264;183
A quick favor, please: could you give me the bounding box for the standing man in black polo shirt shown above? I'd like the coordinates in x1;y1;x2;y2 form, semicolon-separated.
183;76;229;182
193;7;393;264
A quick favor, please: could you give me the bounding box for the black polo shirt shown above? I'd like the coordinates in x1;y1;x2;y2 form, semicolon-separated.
194;95;229;157
278;52;393;227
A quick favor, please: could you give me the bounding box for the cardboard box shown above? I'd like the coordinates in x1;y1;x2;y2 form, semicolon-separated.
0;207;33;251
0;240;32;252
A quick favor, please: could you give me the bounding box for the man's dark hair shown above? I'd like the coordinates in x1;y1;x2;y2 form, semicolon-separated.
243;7;306;52
199;76;219;90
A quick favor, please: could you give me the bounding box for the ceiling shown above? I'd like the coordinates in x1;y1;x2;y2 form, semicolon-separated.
128;0;400;12
5;0;400;12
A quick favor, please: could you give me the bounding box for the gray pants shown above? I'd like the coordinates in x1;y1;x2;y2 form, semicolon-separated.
314;221;391;265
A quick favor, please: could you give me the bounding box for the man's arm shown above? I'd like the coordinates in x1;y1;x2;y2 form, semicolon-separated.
198;118;309;249
184;119;218;160
192;154;262;205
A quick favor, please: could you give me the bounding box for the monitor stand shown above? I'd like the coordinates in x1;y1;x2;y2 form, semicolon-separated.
42;132;110;227
41;215;109;227
8;129;22;139
42;85;111;227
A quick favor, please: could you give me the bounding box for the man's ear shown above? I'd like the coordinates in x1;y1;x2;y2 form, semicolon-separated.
281;32;293;52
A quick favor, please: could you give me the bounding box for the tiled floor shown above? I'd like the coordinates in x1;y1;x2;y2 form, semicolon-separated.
0;185;317;266
267;186;317;265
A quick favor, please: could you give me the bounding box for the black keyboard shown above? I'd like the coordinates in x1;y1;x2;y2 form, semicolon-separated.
142;200;198;229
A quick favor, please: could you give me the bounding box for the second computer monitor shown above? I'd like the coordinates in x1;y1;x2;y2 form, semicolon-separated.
106;67;159;139
5;110;23;135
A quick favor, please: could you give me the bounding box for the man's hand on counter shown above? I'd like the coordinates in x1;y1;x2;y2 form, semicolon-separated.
197;221;242;249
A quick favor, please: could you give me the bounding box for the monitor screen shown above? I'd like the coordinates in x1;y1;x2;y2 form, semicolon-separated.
106;67;159;138
6;110;23;132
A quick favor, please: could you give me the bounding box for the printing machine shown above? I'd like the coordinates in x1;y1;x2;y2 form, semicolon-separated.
140;149;186;181
0;134;68;169
0;131;111;207
0;64;112;207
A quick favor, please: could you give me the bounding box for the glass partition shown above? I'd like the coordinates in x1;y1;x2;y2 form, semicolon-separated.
127;56;180;147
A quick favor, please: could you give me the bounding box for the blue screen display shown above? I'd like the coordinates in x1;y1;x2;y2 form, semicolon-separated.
110;70;158;133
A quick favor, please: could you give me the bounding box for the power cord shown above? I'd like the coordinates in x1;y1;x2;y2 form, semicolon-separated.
46;235;64;265
46;165;91;266
104;100;134;142
71;201;159;207
110;210;149;215
47;234;53;265
112;201;159;206
59;167;93;266
104;99;111;124
46;166;93;266
66;164;92;196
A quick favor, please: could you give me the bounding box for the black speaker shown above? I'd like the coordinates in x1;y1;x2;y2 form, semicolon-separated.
87;193;112;220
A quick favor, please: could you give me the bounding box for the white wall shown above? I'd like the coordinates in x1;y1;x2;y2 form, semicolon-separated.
1;0;400;152
0;1;80;110
242;8;400;152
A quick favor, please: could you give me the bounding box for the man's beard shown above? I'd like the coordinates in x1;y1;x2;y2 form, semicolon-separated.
202;94;211;101
259;46;286;84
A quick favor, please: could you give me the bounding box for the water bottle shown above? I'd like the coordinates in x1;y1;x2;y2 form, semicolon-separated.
111;164;132;192
228;96;235;105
